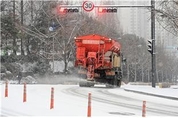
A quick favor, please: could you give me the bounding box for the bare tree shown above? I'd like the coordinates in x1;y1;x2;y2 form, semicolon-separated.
2;0;123;74
1;0;19;55
14;1;82;73
155;0;178;36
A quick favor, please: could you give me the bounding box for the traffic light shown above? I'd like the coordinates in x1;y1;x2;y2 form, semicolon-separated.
98;7;117;13
57;7;79;14
147;39;152;54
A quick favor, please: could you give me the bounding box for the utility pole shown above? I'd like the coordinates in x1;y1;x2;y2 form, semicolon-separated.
151;0;156;87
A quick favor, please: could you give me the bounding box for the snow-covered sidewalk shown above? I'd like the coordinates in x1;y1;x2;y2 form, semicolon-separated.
122;84;178;100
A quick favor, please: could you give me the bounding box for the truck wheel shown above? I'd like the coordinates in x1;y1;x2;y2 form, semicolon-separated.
106;79;117;88
110;76;118;87
113;77;118;87
117;80;121;87
87;81;95;87
79;81;86;87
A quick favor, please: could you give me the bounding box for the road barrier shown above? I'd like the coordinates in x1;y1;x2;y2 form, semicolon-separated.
50;87;54;109
23;83;27;102
87;93;91;117
5;81;8;97
142;101;146;117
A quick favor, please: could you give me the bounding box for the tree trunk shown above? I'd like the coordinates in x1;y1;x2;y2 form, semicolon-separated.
13;0;17;55
21;0;24;55
64;61;68;74
63;50;68;74
26;1;34;55
31;1;33;21
134;64;137;82
127;64;129;82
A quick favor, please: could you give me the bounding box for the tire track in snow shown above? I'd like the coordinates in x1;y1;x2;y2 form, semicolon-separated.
98;89;178;116
1;107;31;116
62;86;178;116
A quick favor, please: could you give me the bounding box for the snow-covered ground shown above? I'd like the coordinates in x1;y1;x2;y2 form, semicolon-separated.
123;84;178;99
1;83;178;117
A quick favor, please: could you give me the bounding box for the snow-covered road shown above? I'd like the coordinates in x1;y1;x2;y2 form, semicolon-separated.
1;84;178;117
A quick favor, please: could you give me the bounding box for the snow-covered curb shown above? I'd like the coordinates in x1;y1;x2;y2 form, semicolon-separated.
170;85;178;89
123;85;178;100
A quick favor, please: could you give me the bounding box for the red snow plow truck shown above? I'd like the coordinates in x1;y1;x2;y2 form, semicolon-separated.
74;34;123;87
